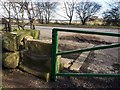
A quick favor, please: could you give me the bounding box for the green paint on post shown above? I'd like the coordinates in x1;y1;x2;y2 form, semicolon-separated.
51;29;58;81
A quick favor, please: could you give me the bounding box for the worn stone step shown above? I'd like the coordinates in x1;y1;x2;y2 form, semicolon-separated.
70;62;83;71
69;52;90;71
19;50;62;82
61;58;73;68
70;44;94;72
19;65;50;82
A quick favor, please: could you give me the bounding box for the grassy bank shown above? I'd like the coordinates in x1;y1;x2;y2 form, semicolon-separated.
1;23;120;30
35;23;120;29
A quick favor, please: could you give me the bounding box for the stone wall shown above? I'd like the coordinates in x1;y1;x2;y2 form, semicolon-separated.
2;29;40;68
1;29;54;82
2;29;62;82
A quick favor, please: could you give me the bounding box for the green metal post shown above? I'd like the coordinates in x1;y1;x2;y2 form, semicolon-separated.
52;29;58;81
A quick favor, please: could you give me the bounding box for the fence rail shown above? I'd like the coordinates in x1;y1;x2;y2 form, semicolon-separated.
51;28;120;81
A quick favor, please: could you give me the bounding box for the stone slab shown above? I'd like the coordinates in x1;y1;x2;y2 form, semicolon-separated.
19;51;62;81
61;58;73;68
70;62;83;71
26;39;52;55
70;44;94;72
19;64;50;82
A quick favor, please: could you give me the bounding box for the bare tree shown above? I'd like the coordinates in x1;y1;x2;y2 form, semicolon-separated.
11;2;20;29
2;1;27;30
23;2;38;29
63;0;76;24
2;2;12;32
42;2;58;24
35;2;44;24
75;1;101;25
103;1;120;26
11;2;26;30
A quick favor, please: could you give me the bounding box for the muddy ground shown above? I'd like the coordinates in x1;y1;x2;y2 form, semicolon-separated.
2;33;120;89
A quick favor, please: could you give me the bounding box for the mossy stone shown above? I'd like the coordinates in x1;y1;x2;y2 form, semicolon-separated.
2;32;18;51
15;29;40;49
20;51;51;71
14;29;40;39
2;52;19;68
19;50;62;82
26;40;52;55
19;65;50;82
2;29;40;51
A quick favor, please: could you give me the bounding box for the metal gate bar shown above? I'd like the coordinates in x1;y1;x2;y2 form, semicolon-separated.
56;73;120;77
57;43;120;55
51;28;120;81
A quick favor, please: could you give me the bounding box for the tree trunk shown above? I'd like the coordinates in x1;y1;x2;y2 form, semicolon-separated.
17;19;20;30
45;17;48;24
30;22;32;29
8;15;11;32
81;20;86;25
69;18;72;25
8;22;11;32
33;24;35;29
81;19;87;25
8;3;11;32
30;20;35;30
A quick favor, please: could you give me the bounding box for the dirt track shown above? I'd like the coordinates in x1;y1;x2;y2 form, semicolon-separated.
38;26;119;43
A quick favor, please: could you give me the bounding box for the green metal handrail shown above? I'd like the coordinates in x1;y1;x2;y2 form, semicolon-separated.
51;28;120;81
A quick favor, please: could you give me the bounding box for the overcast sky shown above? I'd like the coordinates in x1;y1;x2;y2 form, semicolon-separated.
0;0;116;20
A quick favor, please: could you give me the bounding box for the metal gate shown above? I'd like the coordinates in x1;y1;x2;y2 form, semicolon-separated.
51;28;120;81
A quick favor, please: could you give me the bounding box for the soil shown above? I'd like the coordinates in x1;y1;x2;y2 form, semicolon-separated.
2;33;120;89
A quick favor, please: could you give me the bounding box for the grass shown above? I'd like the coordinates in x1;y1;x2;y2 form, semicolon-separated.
35;23;120;29
1;23;120;31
